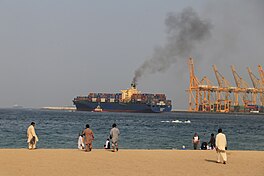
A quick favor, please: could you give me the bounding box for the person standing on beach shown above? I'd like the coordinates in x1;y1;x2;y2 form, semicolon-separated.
27;122;39;150
208;133;216;149
110;123;120;152
215;128;227;164
192;133;200;150
82;124;94;152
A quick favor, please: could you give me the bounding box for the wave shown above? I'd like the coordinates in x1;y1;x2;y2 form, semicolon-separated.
161;120;171;123
161;120;191;123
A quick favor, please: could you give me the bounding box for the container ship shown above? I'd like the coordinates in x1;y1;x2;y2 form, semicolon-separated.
73;83;172;113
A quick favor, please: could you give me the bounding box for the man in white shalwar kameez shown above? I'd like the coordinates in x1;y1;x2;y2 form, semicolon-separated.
215;128;227;164
27;122;39;150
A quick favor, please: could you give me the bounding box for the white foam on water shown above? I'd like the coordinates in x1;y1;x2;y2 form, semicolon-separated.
172;120;182;123
161;120;170;123
162;120;191;123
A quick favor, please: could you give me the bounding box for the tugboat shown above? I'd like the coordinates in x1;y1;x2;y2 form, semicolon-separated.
93;104;103;112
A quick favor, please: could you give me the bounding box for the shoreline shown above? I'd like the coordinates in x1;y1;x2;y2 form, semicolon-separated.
0;148;263;151
0;149;263;176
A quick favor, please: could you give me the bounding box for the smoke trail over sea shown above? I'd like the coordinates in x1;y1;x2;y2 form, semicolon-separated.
132;7;212;85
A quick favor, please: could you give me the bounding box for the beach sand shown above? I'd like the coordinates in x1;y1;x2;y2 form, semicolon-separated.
0;149;263;176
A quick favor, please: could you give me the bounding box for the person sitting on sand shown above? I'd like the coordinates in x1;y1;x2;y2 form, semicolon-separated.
104;138;110;149
27;122;39;150
200;141;208;150
78;133;85;150
192;133;200;150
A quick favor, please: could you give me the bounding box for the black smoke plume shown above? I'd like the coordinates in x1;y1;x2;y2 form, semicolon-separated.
132;7;212;85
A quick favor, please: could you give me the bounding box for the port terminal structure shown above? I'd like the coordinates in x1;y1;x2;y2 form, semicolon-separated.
187;58;264;113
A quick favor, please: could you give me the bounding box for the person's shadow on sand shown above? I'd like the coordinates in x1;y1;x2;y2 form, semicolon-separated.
205;159;218;163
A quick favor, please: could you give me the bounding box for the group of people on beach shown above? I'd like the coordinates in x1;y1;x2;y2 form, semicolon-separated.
27;122;227;164
192;132;216;150
27;121;120;152
77;123;120;152
192;128;227;164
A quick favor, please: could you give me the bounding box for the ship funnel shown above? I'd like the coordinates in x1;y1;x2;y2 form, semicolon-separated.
131;82;136;89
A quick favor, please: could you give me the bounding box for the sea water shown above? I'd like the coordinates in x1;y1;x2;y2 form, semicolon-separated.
0;108;263;150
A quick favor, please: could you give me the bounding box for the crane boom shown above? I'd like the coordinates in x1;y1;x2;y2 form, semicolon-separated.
231;65;249;88
188;58;200;87
247;67;261;88
213;65;232;87
231;65;252;106
247;67;263;105
213;65;223;87
258;65;264;85
187;57;200;111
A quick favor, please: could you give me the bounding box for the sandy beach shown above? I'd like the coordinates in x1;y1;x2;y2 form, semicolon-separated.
0;149;263;176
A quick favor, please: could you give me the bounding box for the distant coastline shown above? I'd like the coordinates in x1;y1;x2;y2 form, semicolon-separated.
41;106;76;111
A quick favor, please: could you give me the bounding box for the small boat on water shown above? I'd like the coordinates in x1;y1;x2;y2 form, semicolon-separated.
93;105;103;112
250;110;259;113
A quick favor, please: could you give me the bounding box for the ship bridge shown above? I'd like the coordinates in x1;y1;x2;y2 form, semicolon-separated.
121;84;141;102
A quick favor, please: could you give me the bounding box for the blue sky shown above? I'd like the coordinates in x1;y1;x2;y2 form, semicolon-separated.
0;0;263;109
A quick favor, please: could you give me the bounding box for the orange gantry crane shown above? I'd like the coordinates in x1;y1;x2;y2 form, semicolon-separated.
247;67;264;105
258;65;264;85
230;65;255;108
199;76;215;112
212;65;233;112
187;58;264;113
187;57;200;111
257;65;264;106
187;58;226;112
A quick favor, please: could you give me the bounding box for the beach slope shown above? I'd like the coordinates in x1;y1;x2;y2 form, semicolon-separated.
0;149;263;176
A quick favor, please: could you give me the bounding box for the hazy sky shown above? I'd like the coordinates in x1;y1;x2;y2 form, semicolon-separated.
0;0;263;109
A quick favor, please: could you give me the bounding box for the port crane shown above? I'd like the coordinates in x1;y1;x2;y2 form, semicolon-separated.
199;76;215;112
187;57;200;111
188;58;226;112
258;65;264;85
247;67;264;105
231;65;253;107
187;58;264;113
212;65;233;112
187;58;216;112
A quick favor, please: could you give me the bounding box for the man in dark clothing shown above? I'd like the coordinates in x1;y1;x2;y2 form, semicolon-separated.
208;133;216;149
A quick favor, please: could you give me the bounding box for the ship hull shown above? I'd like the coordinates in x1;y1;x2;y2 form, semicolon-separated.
73;101;172;113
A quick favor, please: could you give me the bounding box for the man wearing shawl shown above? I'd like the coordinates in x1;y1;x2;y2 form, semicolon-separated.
27;122;39;150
